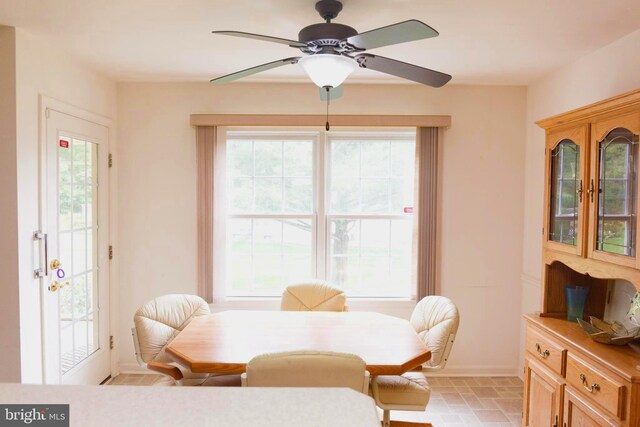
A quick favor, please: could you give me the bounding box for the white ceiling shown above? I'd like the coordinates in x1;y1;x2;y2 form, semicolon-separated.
1;0;640;85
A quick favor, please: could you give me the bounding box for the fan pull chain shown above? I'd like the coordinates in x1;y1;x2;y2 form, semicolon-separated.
325;86;331;131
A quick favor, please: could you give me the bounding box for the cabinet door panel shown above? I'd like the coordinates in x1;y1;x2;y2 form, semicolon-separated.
564;387;620;427
544;125;589;256
589;112;640;268
524;358;562;427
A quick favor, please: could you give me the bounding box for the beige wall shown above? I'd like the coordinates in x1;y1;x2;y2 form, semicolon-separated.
12;29;117;382
117;82;527;374
0;26;21;382
520;29;640;371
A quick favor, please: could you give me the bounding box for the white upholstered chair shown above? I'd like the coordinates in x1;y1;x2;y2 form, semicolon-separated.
131;294;240;386
241;351;370;394
280;280;347;312
371;296;460;427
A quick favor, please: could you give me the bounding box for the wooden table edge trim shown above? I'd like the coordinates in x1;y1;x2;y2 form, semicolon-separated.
167;351;432;376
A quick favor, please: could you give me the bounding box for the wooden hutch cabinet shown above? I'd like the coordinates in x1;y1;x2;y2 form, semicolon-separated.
524;89;640;427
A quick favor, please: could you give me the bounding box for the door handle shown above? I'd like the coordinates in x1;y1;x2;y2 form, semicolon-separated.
535;343;550;359
33;231;48;278
580;373;600;393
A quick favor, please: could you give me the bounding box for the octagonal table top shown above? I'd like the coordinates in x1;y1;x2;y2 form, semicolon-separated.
166;310;431;376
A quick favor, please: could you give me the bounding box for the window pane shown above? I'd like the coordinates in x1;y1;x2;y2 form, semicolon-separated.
599;220;629;255
229;219;253;293
284;178;312;213
596;128;639;256
361;141;389;177
228;140;253;177
361;220;389;256
254;140;282;177
549;140;580;245
331;179;360;213
391;142;415;178
329;137;415;215
331;141;360;178
390;178;413;213
283;221;313;283
362;179;389;213
254;178;283;213
284;141;312;177
330;256;359;292
227;218;312;296
329;218;412;297
232;178;253;213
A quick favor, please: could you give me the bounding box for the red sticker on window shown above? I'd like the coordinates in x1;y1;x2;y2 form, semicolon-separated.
59;140;69;148
404;207;413;213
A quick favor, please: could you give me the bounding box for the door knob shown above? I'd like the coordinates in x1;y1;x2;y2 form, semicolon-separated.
48;280;70;292
49;259;61;270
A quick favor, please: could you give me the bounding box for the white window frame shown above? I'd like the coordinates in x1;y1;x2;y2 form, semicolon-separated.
224;127;415;298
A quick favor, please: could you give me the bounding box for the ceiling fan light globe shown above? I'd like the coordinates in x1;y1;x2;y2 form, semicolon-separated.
299;54;357;88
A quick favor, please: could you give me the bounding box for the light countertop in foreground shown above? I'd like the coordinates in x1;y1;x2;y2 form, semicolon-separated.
0;384;380;427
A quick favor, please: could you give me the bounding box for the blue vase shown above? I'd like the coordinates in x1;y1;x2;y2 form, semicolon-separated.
565;285;589;322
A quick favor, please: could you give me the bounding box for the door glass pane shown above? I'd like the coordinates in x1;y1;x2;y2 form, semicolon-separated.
58;137;99;374
597;128;639;256
549;140;580;245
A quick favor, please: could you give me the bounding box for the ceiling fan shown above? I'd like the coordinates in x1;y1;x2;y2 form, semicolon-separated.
210;0;452;92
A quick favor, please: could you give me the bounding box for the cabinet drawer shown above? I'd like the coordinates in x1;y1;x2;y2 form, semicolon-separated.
525;325;566;376
565;353;625;420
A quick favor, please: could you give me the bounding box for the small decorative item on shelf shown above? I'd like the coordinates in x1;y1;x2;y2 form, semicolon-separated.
565;285;589;322
577;316;640;346
628;291;640;327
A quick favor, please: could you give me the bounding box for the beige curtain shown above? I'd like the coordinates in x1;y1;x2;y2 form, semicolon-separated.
196;126;217;303
413;127;441;300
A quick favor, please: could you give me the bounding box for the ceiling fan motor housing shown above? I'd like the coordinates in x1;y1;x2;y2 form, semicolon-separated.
298;23;358;53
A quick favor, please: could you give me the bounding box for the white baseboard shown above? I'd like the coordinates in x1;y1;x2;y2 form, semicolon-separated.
423;365;520;377
118;363;151;374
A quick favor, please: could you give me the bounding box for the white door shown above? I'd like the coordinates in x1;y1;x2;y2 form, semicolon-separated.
41;109;110;384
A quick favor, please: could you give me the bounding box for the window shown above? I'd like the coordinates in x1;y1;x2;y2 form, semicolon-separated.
225;129;416;298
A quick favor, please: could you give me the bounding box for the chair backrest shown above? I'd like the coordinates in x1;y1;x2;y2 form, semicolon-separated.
410;296;460;371
242;351;370;394
132;294;210;364
280;280;347;312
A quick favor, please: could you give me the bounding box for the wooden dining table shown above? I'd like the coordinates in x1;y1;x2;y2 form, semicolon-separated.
166;310;431;376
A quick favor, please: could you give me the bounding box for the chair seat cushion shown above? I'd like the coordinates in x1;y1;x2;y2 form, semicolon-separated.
373;372;431;407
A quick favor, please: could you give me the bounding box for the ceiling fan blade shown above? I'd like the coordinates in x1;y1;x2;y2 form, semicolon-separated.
345;20;438;51
210;57;301;84
212;31;307;48
355;53;451;87
320;85;343;101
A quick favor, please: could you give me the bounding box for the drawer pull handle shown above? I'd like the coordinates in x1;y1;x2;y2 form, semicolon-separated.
579;373;600;393
535;343;550;359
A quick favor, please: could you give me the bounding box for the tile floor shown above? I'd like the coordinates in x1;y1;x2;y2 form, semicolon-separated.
107;374;524;426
